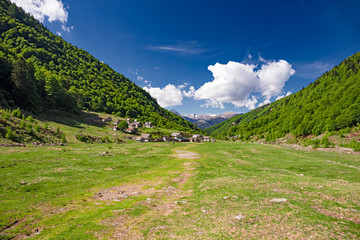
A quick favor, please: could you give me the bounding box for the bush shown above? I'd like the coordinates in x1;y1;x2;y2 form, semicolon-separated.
44;122;48;130
321;136;330;148
35;123;40;132
25;115;34;122
60;133;67;143
19;121;26;129
11;108;22;118
5;126;15;141
350;139;360;151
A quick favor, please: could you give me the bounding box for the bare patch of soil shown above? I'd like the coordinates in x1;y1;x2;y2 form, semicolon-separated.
173;150;200;159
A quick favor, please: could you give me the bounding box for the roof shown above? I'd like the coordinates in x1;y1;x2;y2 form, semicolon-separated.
134;137;142;141
141;134;151;138
171;132;181;137
203;136;210;139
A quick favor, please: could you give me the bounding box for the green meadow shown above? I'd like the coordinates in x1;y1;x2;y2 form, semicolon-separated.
1;142;359;239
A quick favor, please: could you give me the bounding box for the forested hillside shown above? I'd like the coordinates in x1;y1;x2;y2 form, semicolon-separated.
0;0;197;132
206;52;360;140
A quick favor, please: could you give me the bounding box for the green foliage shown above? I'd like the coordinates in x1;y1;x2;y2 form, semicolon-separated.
19;120;25;129
117;120;128;131
320;136;330;148
34;123;40;132
55;127;60;135
44;121;48;130
11;107;22;118
207;52;360;140
350;139;360;151
5;126;14;140
0;1;198;133
60;133;67;143
25;115;33;122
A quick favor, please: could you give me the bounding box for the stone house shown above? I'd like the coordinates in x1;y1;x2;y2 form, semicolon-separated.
144;122;153;128
203;136;210;142
141;134;152;142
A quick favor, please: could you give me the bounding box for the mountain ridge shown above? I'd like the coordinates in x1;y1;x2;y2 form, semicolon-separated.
170;109;238;129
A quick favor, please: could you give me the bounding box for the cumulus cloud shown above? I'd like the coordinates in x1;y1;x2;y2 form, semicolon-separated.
10;0;68;23
193;59;295;109
257;60;295;103
137;76;144;81
143;84;183;108
183;86;196;98
275;91;292;101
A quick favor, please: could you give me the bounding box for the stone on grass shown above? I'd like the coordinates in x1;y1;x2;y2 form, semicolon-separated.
270;198;288;203
235;214;245;220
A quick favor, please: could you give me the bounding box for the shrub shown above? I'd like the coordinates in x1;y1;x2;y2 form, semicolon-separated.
60;133;67;143
5;126;15;141
19;121;26;129
35;123;40;132
25;115;34;122
11;108;22;118
321;136;330;148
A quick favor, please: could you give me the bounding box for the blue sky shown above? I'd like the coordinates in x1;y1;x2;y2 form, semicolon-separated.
12;0;360;115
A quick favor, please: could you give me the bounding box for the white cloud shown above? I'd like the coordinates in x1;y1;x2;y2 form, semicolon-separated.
183;86;196;98
275;91;292;101
143;84;183;108
194;61;259;109
193;59;295;110
257;60;295;103
148;41;208;55
10;0;68;23
137;76;144;81
61;24;74;33
56;31;61;36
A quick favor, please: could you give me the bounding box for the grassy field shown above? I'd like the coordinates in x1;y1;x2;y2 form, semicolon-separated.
0;141;359;239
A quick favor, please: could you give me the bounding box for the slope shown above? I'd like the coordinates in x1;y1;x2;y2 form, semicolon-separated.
206;51;360;140
0;0;197;133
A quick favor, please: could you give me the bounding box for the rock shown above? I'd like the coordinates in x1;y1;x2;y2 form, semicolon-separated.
235;214;245;220
270;198;287;203
223;196;230;200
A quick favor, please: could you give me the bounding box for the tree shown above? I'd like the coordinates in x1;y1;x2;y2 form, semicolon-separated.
11;57;40;110
118;120;128;131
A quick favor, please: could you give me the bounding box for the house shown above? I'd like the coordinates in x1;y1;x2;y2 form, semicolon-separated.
110;125;119;131
125;118;131;124
129;121;142;128
141;134;152;142
134;136;144;143
191;134;202;142
211;138;216;143
203;136;210;142
162;135;171;142
103;117;112;123
171;132;183;141
144;122;153;128
125;126;136;134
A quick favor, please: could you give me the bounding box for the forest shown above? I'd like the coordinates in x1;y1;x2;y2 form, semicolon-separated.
206;51;360;141
0;0;198;133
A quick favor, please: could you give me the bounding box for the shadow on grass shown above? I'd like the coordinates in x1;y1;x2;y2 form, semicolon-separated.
37;110;106;129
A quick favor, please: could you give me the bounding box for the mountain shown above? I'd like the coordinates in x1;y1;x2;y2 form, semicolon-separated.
206;52;360;140
0;0;198;133
181;112;238;129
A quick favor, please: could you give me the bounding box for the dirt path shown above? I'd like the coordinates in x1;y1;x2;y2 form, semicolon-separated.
94;147;201;239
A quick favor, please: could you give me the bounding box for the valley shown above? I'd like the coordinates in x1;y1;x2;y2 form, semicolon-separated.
1;141;359;239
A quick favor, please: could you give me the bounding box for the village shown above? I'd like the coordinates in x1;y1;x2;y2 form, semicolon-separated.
89;116;216;143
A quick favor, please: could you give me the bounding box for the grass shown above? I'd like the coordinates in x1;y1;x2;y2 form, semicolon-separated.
0;141;359;239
